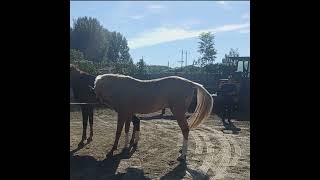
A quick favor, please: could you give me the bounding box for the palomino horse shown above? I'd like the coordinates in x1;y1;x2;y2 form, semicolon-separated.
70;64;141;148
94;74;213;161
70;64;97;146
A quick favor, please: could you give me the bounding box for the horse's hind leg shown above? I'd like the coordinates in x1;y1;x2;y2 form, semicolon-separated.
172;107;189;162
107;112;130;157
87;107;94;143
130;115;140;147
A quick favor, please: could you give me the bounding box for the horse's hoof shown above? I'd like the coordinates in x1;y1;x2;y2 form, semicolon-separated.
177;155;186;162
129;140;135;146
87;137;93;143
106;151;114;158
78;141;85;147
122;147;129;152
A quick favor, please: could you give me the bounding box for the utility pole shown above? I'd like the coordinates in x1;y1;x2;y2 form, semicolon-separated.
185;51;188;67
177;49;184;69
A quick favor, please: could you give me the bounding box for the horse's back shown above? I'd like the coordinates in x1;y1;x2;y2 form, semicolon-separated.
94;74;197;113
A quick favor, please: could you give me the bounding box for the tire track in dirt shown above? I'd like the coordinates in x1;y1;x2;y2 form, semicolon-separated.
190;131;204;155
95;118;144;171
226;135;242;167
71;114;243;180
199;127;241;180
196;129;216;175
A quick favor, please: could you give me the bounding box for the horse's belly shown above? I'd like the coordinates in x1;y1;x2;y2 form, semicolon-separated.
132;98;167;114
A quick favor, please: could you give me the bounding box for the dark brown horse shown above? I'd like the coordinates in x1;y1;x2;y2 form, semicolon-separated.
70;64;97;146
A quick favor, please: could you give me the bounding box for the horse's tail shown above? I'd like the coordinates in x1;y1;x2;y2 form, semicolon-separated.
187;83;214;129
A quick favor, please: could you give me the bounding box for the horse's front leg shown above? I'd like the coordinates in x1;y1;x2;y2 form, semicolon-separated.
78;107;88;147
107;113;128;157
87;107;94;143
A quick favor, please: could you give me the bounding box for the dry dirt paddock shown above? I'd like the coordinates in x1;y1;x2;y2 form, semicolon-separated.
70;108;250;180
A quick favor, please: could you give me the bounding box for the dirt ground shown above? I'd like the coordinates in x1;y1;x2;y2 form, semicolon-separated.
70;108;250;180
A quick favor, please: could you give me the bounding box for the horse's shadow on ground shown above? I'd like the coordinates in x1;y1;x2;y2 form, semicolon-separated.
70;146;151;180
160;161;209;180
220;119;241;135
71;145;209;180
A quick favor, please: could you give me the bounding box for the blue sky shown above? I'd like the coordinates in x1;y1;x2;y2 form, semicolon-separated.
70;1;250;67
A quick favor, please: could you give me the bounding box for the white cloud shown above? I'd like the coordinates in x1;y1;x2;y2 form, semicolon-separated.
128;22;250;49
130;15;144;20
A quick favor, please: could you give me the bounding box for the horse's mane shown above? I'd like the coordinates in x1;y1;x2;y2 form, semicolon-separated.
95;74;204;87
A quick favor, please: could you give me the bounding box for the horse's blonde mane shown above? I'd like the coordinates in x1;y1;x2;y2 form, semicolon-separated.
95;74;204;87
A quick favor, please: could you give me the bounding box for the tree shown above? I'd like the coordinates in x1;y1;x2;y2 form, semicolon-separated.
106;31;135;75
147;65;170;74
228;48;240;57
70;16;134;74
221;48;240;76
136;58;147;75
70;17;108;63
197;32;217;67
222;48;240;66
70;49;86;62
70;49;99;75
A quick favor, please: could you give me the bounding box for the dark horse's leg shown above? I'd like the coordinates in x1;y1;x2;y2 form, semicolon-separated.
222;104;228;125
107;112;130;157
227;105;232;124
87;106;94;143
161;108;166;115
79;105;89;147
123;118;131;149
130;115;140;147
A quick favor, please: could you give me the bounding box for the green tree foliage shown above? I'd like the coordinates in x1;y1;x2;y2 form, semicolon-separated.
197;32;217;67
136;58;147;75
70;17;107;63
70;49;99;75
228;48;240;57
221;48;240;75
70;16;135;75
147;65;170;74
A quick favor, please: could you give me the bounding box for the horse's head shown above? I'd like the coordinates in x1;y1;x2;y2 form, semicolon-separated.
70;64;81;80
